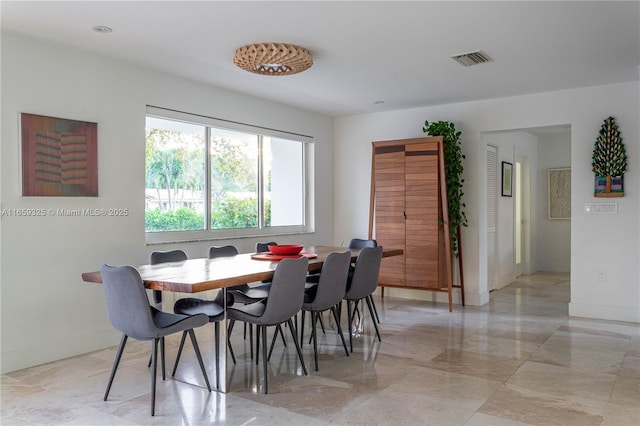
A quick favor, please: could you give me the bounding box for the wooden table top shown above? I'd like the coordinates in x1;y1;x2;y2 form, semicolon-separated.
81;245;403;293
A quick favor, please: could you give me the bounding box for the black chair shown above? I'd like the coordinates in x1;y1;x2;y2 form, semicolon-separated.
343;246;384;352
101;264;211;416
150;249;188;265
227;256;309;394
300;251;351;371
256;241;278;253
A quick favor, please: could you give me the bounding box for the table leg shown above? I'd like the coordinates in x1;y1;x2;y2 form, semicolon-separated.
219;288;229;393
152;289;162;310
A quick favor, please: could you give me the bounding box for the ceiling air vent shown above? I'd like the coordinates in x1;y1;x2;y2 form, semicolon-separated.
451;50;492;67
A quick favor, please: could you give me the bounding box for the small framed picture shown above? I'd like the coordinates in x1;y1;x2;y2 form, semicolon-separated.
501;161;513;197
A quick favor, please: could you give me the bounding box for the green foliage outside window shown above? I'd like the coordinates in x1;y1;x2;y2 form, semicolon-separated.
145;199;271;231
145;207;204;231
145;125;271;232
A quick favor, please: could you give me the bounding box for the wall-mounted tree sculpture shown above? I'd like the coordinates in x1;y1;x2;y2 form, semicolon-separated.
592;116;626;197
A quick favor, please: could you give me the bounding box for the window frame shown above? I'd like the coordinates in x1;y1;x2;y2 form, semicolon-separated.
145;106;314;245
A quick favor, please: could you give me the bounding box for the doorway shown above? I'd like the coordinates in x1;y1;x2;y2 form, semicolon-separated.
483;125;570;293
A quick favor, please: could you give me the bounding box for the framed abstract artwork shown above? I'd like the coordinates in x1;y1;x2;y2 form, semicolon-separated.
21;113;98;196
548;168;571;219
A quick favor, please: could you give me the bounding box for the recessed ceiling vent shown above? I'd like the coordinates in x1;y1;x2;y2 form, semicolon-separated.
451;50;492;67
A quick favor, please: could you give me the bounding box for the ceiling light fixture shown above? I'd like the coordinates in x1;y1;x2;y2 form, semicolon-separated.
233;43;313;76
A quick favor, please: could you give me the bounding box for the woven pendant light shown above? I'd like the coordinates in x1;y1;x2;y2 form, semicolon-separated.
234;43;313;76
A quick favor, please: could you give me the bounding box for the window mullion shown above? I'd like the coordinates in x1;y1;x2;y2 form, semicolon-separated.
205;126;211;230
257;135;264;229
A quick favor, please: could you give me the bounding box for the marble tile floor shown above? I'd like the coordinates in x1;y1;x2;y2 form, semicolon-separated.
2;272;639;425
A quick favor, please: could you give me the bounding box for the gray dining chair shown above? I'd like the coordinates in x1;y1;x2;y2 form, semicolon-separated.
227;241;288;361
147;249;189;371
100;264;211;416
346;239;382;323
300;251;351;371
343;246;384;352
221;244;269;303
167;247;236;391
227;256;309;394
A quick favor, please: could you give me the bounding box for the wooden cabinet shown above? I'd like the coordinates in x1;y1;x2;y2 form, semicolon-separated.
369;136;458;310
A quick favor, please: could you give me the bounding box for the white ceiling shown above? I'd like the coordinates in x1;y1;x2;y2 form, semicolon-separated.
2;1;639;117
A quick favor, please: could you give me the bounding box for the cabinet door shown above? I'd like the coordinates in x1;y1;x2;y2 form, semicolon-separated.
405;142;440;289
374;145;406;287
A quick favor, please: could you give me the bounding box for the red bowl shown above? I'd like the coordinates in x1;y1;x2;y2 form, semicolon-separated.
268;244;303;256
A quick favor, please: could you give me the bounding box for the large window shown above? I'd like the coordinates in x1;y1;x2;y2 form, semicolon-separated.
145;107;310;242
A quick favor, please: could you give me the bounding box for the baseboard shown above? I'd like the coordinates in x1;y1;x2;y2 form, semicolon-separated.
373;287;489;307
569;302;640;324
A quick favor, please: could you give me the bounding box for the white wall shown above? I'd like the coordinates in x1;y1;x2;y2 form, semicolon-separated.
334;81;639;322
537;133;572;272
0;32;334;373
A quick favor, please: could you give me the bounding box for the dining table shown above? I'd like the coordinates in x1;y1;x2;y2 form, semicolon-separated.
82;245;403;392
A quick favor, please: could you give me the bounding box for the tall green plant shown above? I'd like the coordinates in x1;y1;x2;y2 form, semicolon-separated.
423;120;468;255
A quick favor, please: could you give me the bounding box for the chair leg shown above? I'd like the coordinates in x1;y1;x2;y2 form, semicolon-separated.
160;336;166;380
287;318;308;376
147;336;166;371
331;306;349;357
227;334;237;365
104;333;127;401
151;338;158;416
318;314;326;334
365;296;382;342
277;321;288;348
250;324;254;360
188;329;212;392
255;325;260;365
267;325;279;361
308;312;319;344
312;312;319;371
171;331;188;377
268;323;291;360
347;300;354;353
214;322;220;390
299;310;306;349
278;324;288;347
369;294;381;323
261;325;268;394
226;321;237;364
354;299;362;322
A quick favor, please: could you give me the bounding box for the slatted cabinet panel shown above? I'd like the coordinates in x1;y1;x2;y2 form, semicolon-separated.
373;144;406;286
405;142;441;289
